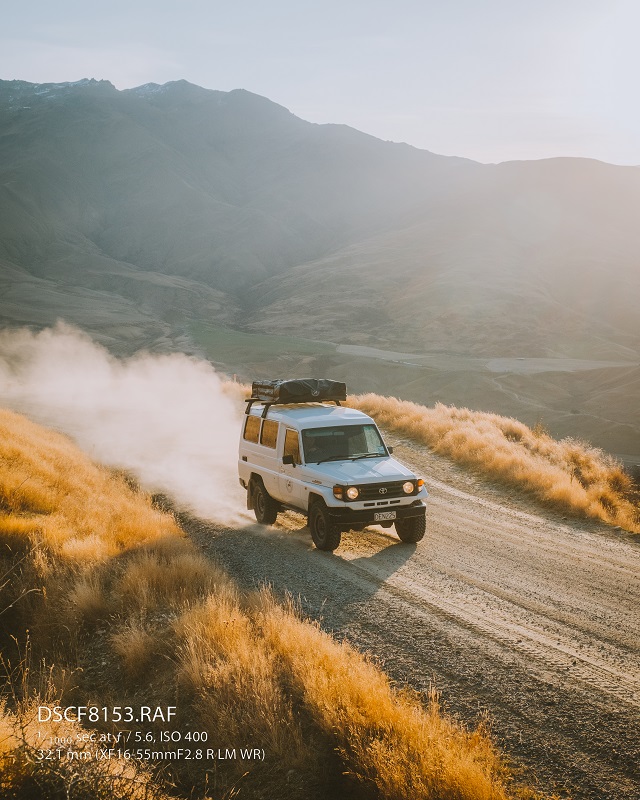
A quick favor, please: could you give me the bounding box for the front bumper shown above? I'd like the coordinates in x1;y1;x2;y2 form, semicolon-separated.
326;500;426;528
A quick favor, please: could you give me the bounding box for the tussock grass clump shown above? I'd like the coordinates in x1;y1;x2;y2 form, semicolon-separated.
349;394;639;532
114;539;231;612
173;591;311;771
0;406;534;799
110;617;157;679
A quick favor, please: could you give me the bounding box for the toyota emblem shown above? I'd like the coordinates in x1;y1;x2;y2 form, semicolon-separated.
379;487;387;494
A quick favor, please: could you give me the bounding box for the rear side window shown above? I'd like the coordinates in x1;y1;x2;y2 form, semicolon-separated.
243;415;260;443
283;429;301;464
260;419;279;449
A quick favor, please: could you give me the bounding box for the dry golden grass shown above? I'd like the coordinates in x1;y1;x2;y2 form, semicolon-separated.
0;408;179;561
68;573;110;623
114;538;233;612
348;394;639;533
110;617;157;679
172;591;311;771
0;406;535;799
258;593;510;800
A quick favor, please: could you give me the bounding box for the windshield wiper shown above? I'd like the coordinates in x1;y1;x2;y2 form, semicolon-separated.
315;453;383;464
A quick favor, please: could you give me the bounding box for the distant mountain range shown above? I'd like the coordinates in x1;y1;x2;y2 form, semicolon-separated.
2;77;639;357
0;78;465;351
1;78;639;457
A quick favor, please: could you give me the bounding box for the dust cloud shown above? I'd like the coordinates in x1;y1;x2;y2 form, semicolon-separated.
0;323;251;524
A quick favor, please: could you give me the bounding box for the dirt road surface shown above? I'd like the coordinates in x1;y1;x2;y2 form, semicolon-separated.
185;441;640;799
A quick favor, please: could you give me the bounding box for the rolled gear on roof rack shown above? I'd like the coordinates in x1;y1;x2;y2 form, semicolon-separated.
246;379;347;416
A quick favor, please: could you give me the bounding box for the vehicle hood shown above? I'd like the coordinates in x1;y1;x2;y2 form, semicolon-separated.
302;457;415;484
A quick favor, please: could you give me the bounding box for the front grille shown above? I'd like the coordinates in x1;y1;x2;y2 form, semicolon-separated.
357;481;411;500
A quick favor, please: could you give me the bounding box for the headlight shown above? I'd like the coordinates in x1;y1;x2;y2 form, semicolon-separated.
346;486;359;500
402;481;415;494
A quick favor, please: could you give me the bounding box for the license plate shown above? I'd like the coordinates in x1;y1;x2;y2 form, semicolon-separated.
374;511;396;521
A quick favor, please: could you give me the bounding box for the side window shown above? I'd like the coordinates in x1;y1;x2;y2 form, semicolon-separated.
243;415;260;443
283;429;301;464
260;419;279;449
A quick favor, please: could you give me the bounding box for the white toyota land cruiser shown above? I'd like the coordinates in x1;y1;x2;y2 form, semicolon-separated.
238;379;427;551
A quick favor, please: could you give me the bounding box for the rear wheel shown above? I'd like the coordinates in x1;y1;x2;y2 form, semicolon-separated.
395;515;426;543
252;480;278;525
308;501;341;551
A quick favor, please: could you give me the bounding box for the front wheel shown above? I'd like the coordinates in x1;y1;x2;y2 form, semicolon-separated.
308;501;341;551
252;480;279;525
395;515;426;543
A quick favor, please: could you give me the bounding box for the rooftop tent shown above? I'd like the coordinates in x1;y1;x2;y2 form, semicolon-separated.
248;379;347;407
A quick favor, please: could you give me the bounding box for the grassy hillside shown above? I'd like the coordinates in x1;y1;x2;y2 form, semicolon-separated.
0;408;532;800
349;394;640;533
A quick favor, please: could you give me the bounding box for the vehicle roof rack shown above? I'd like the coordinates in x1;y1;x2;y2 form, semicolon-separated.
245;379;346;417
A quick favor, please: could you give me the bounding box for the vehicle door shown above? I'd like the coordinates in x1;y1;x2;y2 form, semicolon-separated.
277;428;306;508
257;418;281;500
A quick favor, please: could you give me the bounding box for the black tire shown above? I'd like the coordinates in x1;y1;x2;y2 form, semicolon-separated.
308;501;342;551
252;480;279;525
394;515;426;543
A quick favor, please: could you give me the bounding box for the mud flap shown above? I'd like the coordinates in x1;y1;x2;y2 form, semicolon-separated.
246;482;254;510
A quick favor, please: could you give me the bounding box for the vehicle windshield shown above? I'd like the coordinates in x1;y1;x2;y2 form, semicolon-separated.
301;424;388;464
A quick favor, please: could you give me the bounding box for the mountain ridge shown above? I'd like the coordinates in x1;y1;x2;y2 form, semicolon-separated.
1;78;638;456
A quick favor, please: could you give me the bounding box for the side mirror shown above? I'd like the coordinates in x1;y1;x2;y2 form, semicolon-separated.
282;454;295;466
387;446;394;454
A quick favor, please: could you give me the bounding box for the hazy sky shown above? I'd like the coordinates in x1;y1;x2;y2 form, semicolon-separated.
2;0;639;164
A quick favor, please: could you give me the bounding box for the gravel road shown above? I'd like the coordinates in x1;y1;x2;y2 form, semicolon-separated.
184;441;640;800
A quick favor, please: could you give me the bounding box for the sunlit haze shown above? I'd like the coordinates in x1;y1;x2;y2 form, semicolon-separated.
2;0;640;164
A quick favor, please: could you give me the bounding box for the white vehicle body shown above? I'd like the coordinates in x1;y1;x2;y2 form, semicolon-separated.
238;402;428;550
